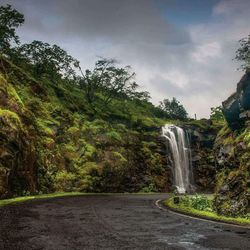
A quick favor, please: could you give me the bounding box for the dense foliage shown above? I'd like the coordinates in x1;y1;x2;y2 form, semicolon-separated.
16;40;80;81
175;194;213;212
159;97;188;120
0;5;177;196
210;106;224;122
235;35;250;71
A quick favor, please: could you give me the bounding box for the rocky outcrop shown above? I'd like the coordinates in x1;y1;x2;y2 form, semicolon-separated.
213;123;250;216
183;120;220;192
223;70;250;129
214;71;250;216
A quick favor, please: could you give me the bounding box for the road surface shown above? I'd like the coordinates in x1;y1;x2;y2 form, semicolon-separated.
0;194;249;249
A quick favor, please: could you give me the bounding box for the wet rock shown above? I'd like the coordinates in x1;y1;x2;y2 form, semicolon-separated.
181;122;220;191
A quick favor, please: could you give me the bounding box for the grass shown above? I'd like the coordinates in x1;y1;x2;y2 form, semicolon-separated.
164;197;250;226
0;192;163;207
0;192;85;207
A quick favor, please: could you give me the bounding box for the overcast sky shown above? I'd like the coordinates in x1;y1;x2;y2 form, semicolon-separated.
2;0;250;118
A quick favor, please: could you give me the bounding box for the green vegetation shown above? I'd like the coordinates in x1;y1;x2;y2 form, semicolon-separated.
214;123;250;217
17;40;79;81
210;106;225;122
0;5;184;197
0;192;84;207
159;97;188;120
165;196;250;226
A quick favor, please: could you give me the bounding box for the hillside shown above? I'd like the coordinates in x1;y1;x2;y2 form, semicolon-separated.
0;56;172;197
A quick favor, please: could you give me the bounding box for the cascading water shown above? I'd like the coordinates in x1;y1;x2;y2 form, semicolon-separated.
162;124;193;194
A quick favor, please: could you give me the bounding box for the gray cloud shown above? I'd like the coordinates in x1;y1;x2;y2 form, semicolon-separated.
4;0;190;44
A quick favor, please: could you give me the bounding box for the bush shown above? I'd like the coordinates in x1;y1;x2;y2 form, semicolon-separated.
190;194;213;211
106;130;122;141
179;194;213;212
54;171;76;191
140;183;157;193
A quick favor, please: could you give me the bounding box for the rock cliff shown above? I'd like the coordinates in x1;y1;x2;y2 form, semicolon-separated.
214;71;250;216
184;120;219;192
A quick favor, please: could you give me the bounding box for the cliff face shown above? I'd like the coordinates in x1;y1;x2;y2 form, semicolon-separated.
184;120;220;192
214;72;250;216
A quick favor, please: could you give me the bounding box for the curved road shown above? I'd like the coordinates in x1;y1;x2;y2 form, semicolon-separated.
0;194;249;250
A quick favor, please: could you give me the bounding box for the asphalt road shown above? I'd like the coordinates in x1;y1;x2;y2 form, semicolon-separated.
0;194;249;250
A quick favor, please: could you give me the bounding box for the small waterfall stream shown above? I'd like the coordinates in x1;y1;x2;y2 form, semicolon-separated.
162;124;193;194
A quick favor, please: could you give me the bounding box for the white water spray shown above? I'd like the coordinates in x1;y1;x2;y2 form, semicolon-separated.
162;124;193;194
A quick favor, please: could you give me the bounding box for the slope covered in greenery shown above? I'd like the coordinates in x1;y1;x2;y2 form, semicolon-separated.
0;56;175;197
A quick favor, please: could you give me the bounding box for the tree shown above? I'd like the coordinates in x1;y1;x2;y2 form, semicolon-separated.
210;106;224;121
17;40;79;81
79;58;146;110
235;35;250;71
159;97;188;120
0;4;24;54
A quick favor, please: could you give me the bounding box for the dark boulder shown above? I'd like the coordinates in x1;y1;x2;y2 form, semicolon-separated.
223;71;250;129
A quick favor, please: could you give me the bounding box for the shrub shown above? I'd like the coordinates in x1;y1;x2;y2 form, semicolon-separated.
140;183;157;193
106;131;122;141
190;194;213;211
54;171;76;191
179;194;213;212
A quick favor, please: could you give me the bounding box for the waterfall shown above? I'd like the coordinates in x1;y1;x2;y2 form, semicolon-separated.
162;124;193;194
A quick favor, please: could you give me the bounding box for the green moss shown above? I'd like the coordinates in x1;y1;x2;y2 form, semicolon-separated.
54;171;77;191
165;197;250;226
41;137;55;148
112;151;127;163
84;144;96;158
0;192;86;207
7;84;24;107
36;119;55;136
186;119;210;129
115;123;127;131
67;126;80;134
0;108;22;130
106;131;122;141
217;125;232;139
223;136;234;145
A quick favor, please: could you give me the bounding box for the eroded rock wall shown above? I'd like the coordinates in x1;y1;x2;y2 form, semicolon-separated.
184;121;219;192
